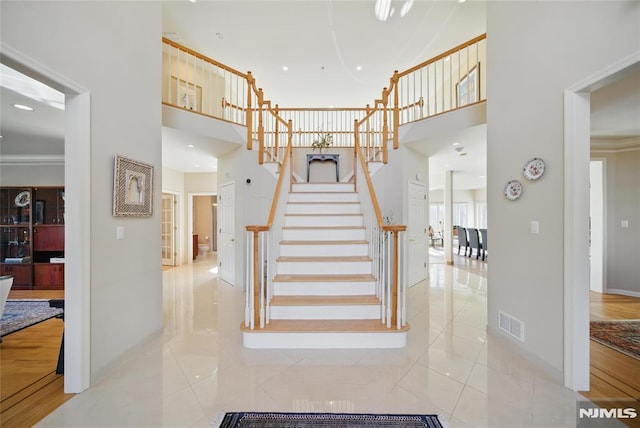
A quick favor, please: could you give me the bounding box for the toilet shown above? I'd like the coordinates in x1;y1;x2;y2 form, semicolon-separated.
198;243;209;257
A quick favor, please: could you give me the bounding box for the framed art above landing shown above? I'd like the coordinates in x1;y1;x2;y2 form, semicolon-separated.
113;155;154;217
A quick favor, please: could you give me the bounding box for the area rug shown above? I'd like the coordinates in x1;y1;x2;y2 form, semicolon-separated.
218;412;443;428
0;299;63;338
590;319;640;360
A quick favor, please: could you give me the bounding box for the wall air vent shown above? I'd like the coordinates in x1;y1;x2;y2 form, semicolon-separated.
498;311;525;342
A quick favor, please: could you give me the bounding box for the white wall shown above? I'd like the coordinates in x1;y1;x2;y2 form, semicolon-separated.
1;2;163;376
487;1;640;378
0;164;65;186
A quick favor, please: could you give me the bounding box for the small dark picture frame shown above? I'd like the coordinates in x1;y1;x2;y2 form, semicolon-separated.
35;200;45;224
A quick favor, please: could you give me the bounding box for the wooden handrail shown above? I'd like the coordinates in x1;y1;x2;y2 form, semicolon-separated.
354;130;384;227
397;33;486;79
266;128;291;227
163;37;247;78
245;121;292;232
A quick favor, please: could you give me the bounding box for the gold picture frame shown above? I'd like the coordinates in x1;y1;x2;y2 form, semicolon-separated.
171;76;202;111
113;155;154;217
456;64;480;107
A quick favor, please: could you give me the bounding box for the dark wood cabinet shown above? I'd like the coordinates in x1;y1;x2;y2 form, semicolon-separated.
33;226;64;251
34;263;64;289
0;264;33;288
1;186;64;289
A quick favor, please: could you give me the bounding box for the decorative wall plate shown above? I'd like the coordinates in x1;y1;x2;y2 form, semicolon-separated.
14;191;30;207
504;180;523;201
523;157;545;181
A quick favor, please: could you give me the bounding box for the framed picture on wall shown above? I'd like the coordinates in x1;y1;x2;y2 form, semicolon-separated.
113;155;154;217
456;64;480;107
35;200;45;224
171;76;202;111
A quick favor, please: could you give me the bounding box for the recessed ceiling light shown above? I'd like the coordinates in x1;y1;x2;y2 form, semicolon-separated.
282;66;289;71
356;65;362;71
452;142;460;146
187;144;195;148
194;164;200;168
13;104;34;111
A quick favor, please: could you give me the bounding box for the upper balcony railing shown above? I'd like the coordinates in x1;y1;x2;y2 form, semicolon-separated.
162;34;486;163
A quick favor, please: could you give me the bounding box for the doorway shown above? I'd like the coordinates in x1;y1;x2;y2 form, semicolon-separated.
564;55;640;391
218;182;235;285
162;193;177;266
408;180;427;286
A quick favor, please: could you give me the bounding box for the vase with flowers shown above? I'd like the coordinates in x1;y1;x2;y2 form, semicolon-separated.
312;132;333;153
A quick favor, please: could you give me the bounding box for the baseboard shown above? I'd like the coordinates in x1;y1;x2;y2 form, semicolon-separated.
604;288;640;299
486;325;564;384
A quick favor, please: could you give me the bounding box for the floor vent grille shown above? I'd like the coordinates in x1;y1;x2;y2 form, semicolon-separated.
498;311;525;342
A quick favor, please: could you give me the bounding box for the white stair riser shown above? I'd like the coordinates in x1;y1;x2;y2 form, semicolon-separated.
289;192;358;203
243;331;407;349
279;243;368;257
270;305;380;320
273;281;376;296
284;215;363;227
282;228;365;241
292;183;355;193
286;203;361;214
277;260;372;275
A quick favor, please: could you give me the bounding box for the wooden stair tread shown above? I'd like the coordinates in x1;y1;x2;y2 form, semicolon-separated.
285;213;363;216
287;201;359;204
277;256;371;262
280;240;368;245
271;295;380;306
290;192;355;195
241;319;410;333
273;274;376;282
282;225;365;230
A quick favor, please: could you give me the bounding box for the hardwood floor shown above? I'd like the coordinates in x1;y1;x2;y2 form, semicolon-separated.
0;289;74;427
581;291;640;427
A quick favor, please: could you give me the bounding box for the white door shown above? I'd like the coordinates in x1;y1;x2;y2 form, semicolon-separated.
161;193;176;266
218;182;236;285
408;181;427;286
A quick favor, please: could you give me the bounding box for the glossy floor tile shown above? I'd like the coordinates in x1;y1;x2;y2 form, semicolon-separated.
37;253;581;428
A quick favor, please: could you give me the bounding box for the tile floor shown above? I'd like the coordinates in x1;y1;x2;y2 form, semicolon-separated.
37;252;582;428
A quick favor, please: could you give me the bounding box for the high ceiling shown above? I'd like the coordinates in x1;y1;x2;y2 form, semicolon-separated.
1;1;639;189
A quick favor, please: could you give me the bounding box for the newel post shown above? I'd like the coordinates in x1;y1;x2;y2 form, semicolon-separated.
288;120;294;193
392;70;400;150
353;119;359;190
274;104;280;155
246;71;253;150
382;87;389;164
257;88;264;164
386;225;406;328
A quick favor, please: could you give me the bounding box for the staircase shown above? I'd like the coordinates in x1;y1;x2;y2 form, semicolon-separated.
241;182;409;349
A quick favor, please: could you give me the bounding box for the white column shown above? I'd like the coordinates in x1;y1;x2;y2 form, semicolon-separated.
444;170;453;265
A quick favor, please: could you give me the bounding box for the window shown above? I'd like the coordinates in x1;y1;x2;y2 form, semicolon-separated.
429;203;469;231
477;203;487;229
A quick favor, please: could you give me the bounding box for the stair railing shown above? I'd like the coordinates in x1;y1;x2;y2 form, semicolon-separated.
353;120;407;329
163;34;485;168
162;37;252;125
392;34;486;127
244;122;293;329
